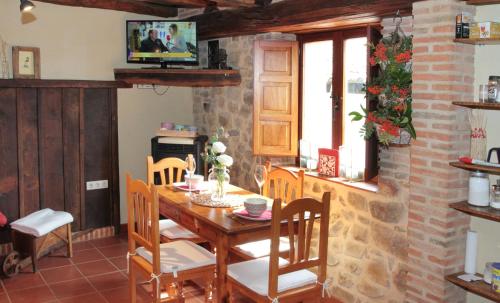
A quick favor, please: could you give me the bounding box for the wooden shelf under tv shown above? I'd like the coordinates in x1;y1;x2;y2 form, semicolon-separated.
446;273;500;302
454;38;500;45
449;161;500;175
113;68;241;87
452;101;500;110
467;0;500;5
449;201;500;222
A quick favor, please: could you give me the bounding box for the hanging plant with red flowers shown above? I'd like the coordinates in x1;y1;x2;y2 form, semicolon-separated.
349;30;415;146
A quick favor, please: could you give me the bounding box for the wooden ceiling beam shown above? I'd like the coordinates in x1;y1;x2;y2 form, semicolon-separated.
188;0;419;40
212;0;255;8
138;0;210;8
33;0;178;17
138;0;255;8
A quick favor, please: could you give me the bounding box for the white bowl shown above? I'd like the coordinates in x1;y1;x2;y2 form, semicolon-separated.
244;198;267;217
185;174;204;188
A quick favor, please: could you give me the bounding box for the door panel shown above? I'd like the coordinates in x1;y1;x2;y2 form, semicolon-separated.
262;83;291;114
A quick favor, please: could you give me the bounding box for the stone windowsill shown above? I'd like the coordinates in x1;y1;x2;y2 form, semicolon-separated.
278;166;379;193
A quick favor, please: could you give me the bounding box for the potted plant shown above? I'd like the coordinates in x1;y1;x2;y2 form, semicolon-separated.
349;31;416;146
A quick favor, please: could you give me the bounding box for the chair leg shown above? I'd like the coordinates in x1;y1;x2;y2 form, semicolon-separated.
227;281;235;303
177;281;185;302
152;278;161;303
204;273;214;302
66;224;73;258
30;237;37;272
129;262;137;303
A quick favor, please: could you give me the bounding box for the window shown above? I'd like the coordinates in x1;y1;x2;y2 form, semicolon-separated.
299;27;379;181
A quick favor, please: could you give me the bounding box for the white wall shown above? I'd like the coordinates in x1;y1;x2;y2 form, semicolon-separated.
471;5;500;303
0;1;194;224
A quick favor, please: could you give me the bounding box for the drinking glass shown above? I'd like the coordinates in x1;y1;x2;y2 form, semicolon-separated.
254;164;267;196
185;155;196;197
479;85;488;103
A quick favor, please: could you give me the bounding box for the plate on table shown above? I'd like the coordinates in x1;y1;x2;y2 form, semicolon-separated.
172;182;208;192
232;208;272;221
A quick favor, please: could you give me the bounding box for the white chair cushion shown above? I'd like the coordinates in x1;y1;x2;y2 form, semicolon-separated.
235;237;290;258
136;240;215;274
10;208;73;237
159;219;198;239
228;256;317;296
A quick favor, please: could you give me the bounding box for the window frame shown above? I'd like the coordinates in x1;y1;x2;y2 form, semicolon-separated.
297;26;380;181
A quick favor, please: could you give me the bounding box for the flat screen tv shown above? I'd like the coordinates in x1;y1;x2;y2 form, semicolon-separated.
127;20;198;66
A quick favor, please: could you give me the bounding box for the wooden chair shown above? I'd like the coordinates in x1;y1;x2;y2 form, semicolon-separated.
147;156;187;186
232;162;305;260
126;174;215;303
227;193;330;303
263;161;305;204
147;156;203;243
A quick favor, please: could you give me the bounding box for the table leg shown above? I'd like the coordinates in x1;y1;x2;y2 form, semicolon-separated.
215;233;229;303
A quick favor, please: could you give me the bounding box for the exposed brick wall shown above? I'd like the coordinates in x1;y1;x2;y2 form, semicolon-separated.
408;1;474;302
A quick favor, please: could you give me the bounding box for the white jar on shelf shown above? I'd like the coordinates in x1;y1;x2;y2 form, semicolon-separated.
468;171;490;207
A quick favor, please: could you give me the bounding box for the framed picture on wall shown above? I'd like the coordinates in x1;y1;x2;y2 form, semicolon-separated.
12;46;40;79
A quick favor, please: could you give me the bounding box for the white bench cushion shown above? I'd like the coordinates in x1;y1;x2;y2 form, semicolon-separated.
159;219;199;239
10;209;73;237
136;240;215;274
228;256;317;296
234;237;290;259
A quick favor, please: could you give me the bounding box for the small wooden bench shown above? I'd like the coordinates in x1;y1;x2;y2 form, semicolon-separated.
3;209;73;276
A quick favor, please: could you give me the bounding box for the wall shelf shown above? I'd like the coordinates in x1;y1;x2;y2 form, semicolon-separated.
449;161;500;175
113;68;241;87
446;273;500;302
449;201;500;222
453;101;500;110
467;0;500;5
454;38;500;45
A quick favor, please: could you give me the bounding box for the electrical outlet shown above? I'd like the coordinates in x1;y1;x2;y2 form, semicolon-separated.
137;84;153;89
86;180;109;191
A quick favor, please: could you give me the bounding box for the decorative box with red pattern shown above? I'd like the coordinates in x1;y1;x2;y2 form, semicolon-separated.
317;148;339;177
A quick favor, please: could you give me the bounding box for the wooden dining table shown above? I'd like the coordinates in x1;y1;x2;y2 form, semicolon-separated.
157;185;278;303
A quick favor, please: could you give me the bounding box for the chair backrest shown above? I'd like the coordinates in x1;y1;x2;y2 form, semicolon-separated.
147;156;188;186
263;161;304;204
268;192;330;299
126;174;160;274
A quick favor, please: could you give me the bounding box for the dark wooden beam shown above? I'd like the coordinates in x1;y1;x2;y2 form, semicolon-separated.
33;0;178;17
139;0;254;8
188;0;418;40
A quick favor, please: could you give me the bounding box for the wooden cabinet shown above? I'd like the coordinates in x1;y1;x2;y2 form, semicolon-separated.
0;79;126;242
253;40;299;156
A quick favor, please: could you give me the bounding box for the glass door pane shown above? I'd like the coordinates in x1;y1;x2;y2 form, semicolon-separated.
301;40;333;167
342;37;367;180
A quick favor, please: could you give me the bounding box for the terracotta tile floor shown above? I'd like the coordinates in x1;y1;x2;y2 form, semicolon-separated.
0;236;223;303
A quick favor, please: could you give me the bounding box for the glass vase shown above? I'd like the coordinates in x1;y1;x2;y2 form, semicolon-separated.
208;167;230;202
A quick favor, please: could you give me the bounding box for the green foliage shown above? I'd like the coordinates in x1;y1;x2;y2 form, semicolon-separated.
349;31;416;146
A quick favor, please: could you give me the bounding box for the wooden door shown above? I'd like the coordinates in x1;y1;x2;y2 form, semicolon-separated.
253;40;299;156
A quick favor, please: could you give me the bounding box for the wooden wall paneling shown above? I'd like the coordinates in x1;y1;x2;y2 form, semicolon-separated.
84;88;112;229
38;88;65;211
62;88;81;229
0;89;20;223
16;88;40;217
109;89;120;233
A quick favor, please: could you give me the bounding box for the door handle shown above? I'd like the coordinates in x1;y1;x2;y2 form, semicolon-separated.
331;95;340;121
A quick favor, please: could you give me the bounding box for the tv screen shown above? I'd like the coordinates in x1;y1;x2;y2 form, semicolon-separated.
127;20;198;65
